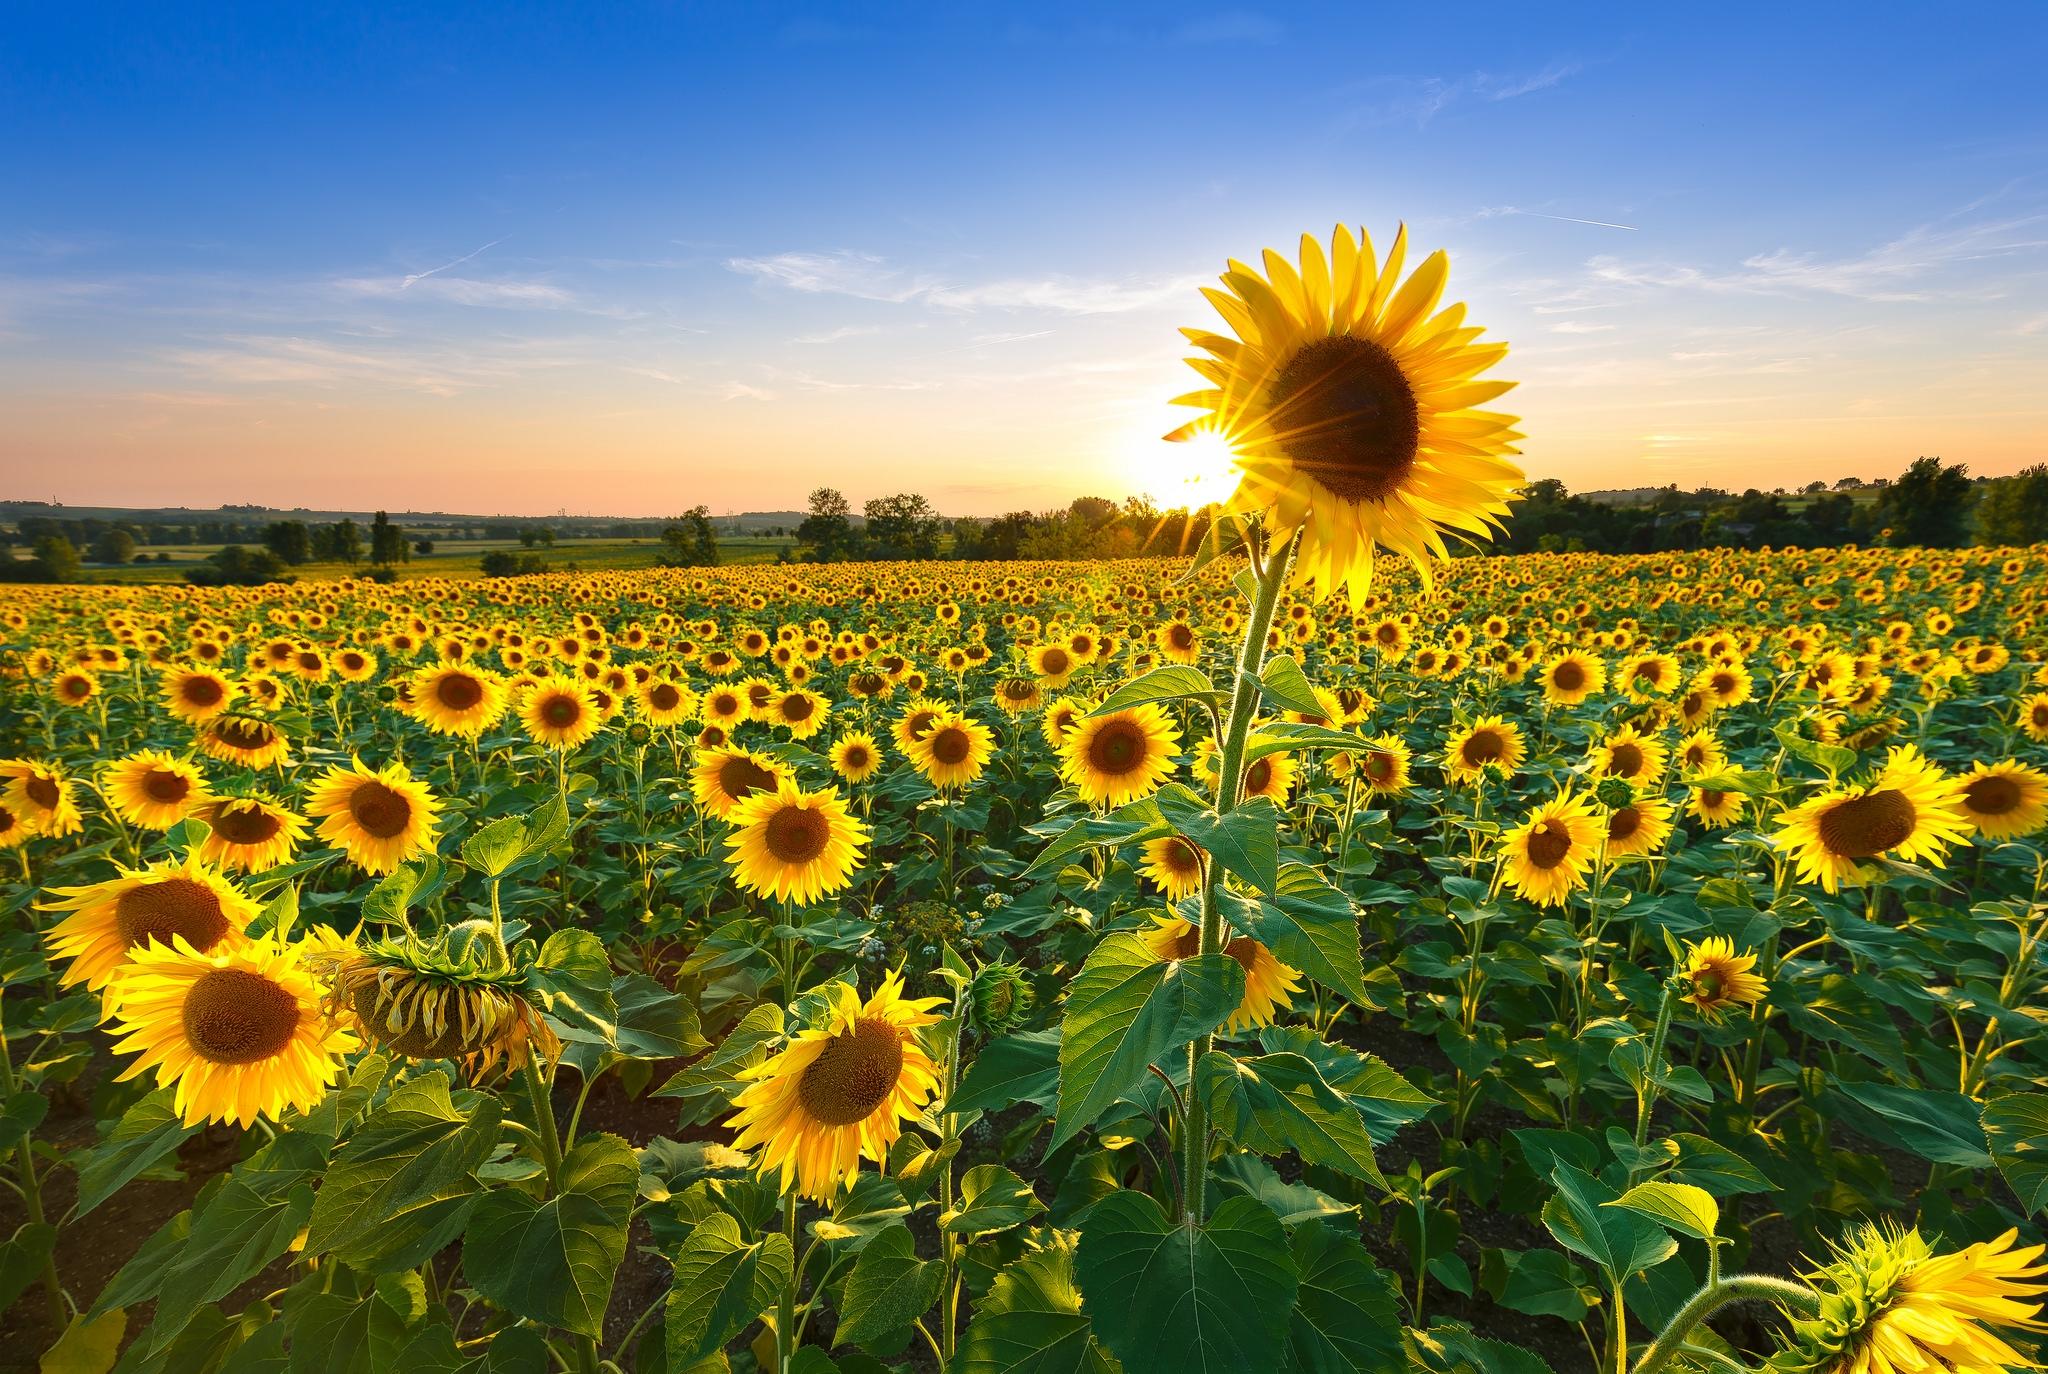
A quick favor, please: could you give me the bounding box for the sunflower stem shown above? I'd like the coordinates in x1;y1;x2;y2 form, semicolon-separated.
0;993;68;1328
1628;986;1678;1185
777;1190;800;1374
519;1054;564;1189
1182;524;1297;1227
1630;1274;1820;1374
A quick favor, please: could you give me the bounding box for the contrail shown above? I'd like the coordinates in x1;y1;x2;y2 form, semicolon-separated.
1508;209;1638;232
402;238;505;289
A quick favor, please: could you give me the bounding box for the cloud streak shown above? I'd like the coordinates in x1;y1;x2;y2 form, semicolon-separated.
727;250;1203;315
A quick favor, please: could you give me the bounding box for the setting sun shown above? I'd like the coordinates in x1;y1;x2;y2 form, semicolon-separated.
1147;425;1241;509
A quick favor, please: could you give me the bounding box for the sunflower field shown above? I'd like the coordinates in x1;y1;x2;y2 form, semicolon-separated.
6;229;2048;1374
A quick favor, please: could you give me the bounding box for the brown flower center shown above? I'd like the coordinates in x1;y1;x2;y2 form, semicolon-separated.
649;684;682;711
183;968;301;1065
1526;820;1573;870
1365;750;1397;782
1461;728;1506;766
1551;660;1587;692
797;1018;904;1125
763;804;831;864
1263;335;1420;504
1243;757;1274;795
1608;743;1645;778
115;878;231;951
1608;806;1643;842
142;768;191;804
348;781;413;839
1817;788;1917;858
781;695;815;722
25;775;59;808
1087;719;1148;776
717;755;778;801
435;674;485;711
1039;648;1071;675
541;693;582;728
1965;775;2023;817
212;803;284;846
181;676;225;706
929;726;973;766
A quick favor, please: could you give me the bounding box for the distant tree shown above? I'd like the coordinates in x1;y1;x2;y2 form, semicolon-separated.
370;510;408;566
91;528;137;564
658;506;720;567
519;526;556;549
186;545;289;587
414;538;436;556
1977;465;2048;546
1802;480;1827;494
0;533;86;583
1834;476;1862;489
265;520;313;565
797;487;856;561
1877;457;1974;547
313;519;363;564
863;493;941;559
479;550;550;577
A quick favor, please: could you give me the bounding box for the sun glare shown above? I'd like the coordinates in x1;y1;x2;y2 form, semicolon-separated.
1151;426;1240;508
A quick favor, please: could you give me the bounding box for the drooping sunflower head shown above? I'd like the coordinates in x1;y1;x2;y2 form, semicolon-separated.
325;922;560;1078
727;973;945;1199
993;676;1044;716
1167;224;1524;605
1955;759;2048;840
1766;1225;2048;1374
1678;936;1767;1018
724;781;869;906
105;936;357;1128
907;709;997;791
1060;703;1181;807
42;853;258;990
1140;915;1301;1034
198;713;291;769
304;758;441;875
690;746;793;820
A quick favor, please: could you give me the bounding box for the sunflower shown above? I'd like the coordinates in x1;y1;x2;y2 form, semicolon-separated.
724;782;869;905
162;667;237;725
519;675;602;750
1061;703;1180;807
1540;651;1606;707
1697;661;1753;710
690;746;793;820
198;714;291;769
1029;643;1080;688
1138;835;1207;902
191;795;308;874
1158;620;1202;666
42;854;257;990
1955;758;2048;840
103;750;212;830
1167;224;1523;604
1354;734;1413;795
1688;786;1746;830
51;669;98;707
411;665;509;738
829;732;884;784
1774;746;1970;893
769;688;830;741
0;802;32;849
304;758;441;874
1444;715;1525;784
327;927;560;1078
907;709;997;790
1041;696;1088;750
2022;691;2048;744
1767;1226;2048;1374
636;676;697;727
1678;937;1767;1018
993;676;1043;716
1498;792;1602;907
1;760;84;837
1603;794;1675;860
103;937;355;1128
1676;728;1727;778
1139;915;1301;1034
892;698;949;755
726;974;945;1199
1592;724;1667;784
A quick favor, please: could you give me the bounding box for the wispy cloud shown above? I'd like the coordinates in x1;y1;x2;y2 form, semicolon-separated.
1478;206;1637;232
162;332;581;397
728;250;1202;315
1335;61;1581;129
335;274;578;308
720;380;775;401
792;324;883;345
401;239;504;289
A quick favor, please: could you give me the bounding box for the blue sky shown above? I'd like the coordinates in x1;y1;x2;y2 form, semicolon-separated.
3;2;2045;516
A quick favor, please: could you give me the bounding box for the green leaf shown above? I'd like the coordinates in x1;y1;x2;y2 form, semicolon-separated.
956;1235;1114;1374
43;1310;126;1374
1052;932;1244;1151
1074;1192;1297;1374
70;1087;199;1218
1832;1081;1991;1167
362;857;444;930
1155;787;1279;894
1604;1182;1719;1242
1229;866;1366;1005
655;1002;783;1109
519;790;572;861
527;929;619;1044
1984;1092;2048;1214
951;1028;1061;1115
1665;1133;1774;1196
1255;655;1324;718
835;1225;945;1348
809;1172;911;1249
149;1175;318;1347
1285;1221;1404;1373
0;1221;55;1318
460;816;527;877
1200;1051;1383;1188
1255;1027;1437;1144
305;1071;503;1271
464;1132;636;1339
1479;1247;1595;1324
1091;666;1220;716
942;1166;1046;1234
1021;816;1161;881
664;1211;794;1364
1540;1166;1675;1284
0;1089;47;1154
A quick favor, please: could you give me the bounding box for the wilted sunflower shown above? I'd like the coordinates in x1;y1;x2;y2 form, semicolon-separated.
104;937;356;1129
161;666;237;725
829;731;884;785
42;853;257;990
1140;914;1301;1033
1767;1226;2048;1374
1775;745;1970;893
1444;715;1525;784
102;750;212;830
1139;835;1207;902
727;973;945;1199
1540;651;1606;707
198;714;290;769
907;709;997;791
411;665;509;738
1678;936;1767;1018
1498;792;1602;907
304;758;440;874
1954;759;2048;840
191;794;308;874
724;781;868;905
993;676;1043;716
1167;223;1523;604
1061;703;1180;806
327;924;560;1078
1;760;83;837
690;746;793;820
520;675;601;750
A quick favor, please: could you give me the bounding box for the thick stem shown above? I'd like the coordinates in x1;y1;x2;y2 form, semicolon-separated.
1630;1274;1821;1374
777;1191;800;1374
0;995;66;1326
1629;987;1678;1182
519;1055;564;1188
1180;528;1298;1226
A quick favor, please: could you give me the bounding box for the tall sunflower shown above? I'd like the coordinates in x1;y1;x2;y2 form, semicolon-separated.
1443;715;1525;784
42;854;257;990
191;794;309;874
1139;835;1207;902
161;666;237;725
636;677;697;727
1774;746;1970;893
519;675;602;750
1060;703;1180;807
690;746;793;821
1688;785;1746;830
1498;792;1602;907
411;665;509;738
1166;224;1524;604
103;937;355;1128
727;974;945;1199
1592;724;1667;784
102;750;212;830
829;731;884;785
304;758;441;874
1140;914;1301;1034
1540;651;1606;707
906;709;996;791
1955;759;2048;840
1;760;83;837
724;781;869;905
